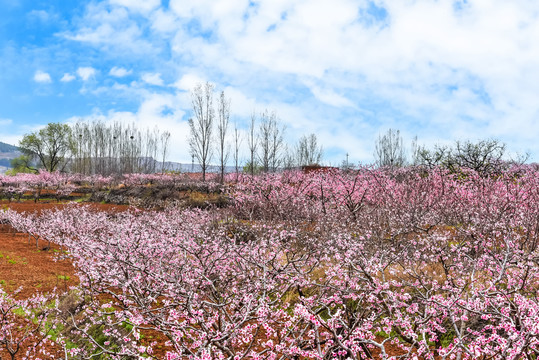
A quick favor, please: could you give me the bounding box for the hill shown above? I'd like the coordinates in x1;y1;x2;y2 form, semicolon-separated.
0;141;19;153
0;141;21;171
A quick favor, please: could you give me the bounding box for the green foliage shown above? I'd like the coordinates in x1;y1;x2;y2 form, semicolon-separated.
19;122;75;172
120;320;134;332
12;306;27;317
163;169;181;175
243;161;263;175
5;154;38;175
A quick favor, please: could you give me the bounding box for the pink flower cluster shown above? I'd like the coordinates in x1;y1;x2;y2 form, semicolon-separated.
2;166;539;359
1;171;224;202
0;287;58;359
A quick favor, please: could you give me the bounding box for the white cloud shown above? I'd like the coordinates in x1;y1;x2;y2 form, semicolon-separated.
141;73;164;86
33;70;52;83
77;67;96;81
60;73;76;82
28;9;51;22
150;9;179;33
308;85;354;108
63;3;156;55
173;74;206;91
0;118;13;126
61;0;539;162
222;86;258;118
109;0;160;14
109;66;132;77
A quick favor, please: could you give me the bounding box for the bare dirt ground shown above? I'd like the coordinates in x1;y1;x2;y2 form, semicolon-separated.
0;200;134;298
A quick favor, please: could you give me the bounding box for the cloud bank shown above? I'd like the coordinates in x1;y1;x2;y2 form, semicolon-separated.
2;0;538;164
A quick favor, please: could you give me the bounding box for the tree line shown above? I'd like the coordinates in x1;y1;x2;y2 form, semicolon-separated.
14;122;171;176
11;81;525;178
373;128;527;177
12;82;325;179
188;82;323;182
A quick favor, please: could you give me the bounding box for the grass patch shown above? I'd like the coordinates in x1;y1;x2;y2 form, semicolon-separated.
12;306;27;317
0;253;28;265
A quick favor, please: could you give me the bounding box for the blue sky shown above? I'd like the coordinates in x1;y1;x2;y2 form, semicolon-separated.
1;0;538;164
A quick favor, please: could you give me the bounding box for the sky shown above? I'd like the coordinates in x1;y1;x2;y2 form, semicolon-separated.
1;0;538;165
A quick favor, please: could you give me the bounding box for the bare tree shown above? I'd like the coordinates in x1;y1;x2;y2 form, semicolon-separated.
247;112;258;176
160;131;171;173
269;114;285;172
282;144;296;170
450;139;506;175
417;139;508;176
374;128;406;168
296;133;323;166
72;120;170;175
189;82;215;182
257;110;285;172
216;91;230;183
410;135;420;165
232;121;242;180
415;144;448;169
141;127;160;173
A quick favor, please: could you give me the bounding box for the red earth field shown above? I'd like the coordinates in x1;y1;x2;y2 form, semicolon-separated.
0;201;137;359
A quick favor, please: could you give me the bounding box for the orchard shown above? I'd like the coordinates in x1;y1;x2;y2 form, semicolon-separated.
1;166;539;359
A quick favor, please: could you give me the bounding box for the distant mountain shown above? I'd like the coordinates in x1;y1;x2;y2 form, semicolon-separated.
0;141;19;153
0;142;22;170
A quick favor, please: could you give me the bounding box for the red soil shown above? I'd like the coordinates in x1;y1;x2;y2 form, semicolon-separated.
0;200;176;359
0;200;135;359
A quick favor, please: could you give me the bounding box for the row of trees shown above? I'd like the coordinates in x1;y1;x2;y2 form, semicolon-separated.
15;110;323;180
190;84;527;179
188;82;323;181
374;128;525;176
71;121;170;176
13;81;524;179
15;122;171;176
